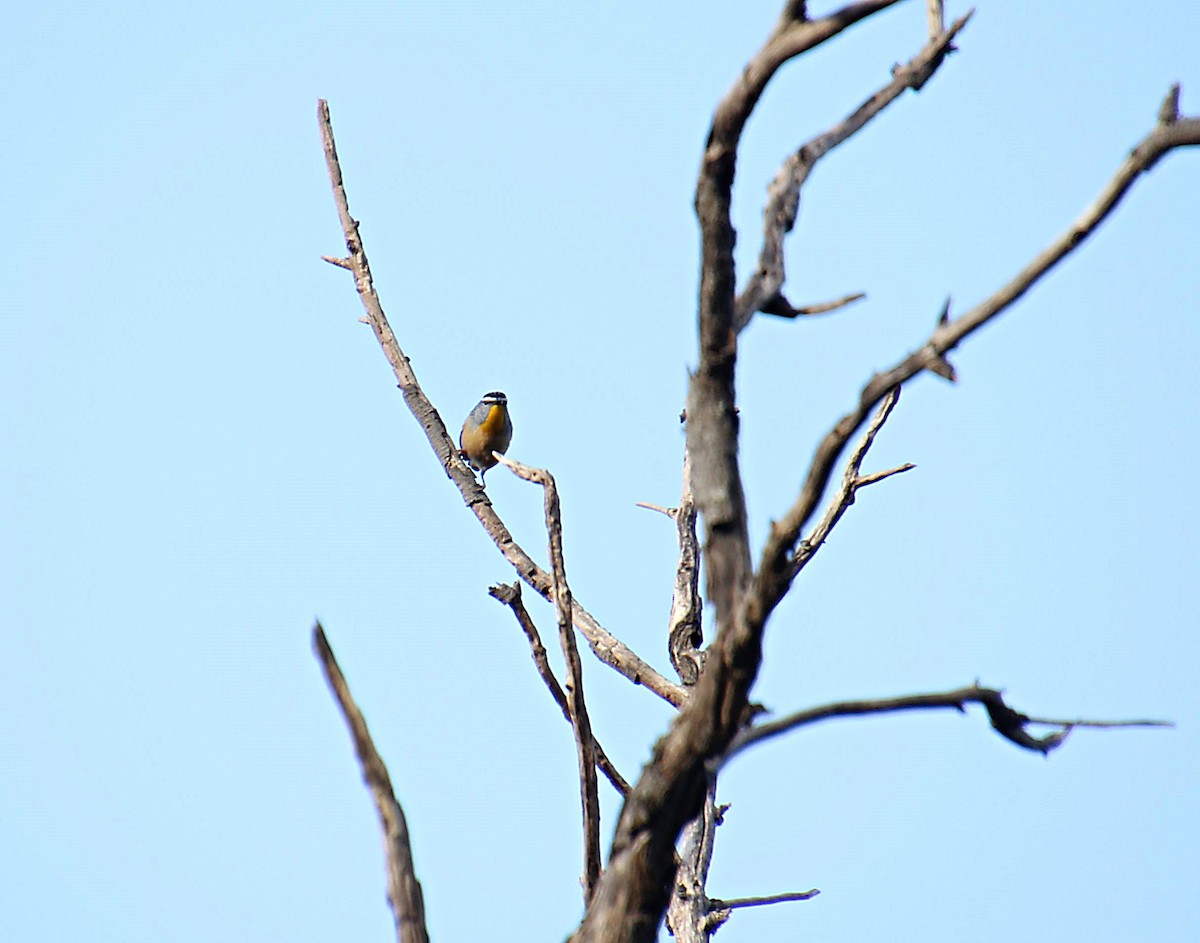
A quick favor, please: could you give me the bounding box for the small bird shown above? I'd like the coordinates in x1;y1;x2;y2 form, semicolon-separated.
459;391;513;485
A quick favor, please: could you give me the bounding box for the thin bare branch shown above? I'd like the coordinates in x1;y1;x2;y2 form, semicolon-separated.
489;582;630;796
744;87;1200;639
1022;714;1174;730
724;685;1174;763
791;386;911;577
495;454;601;901
312;623;430;943
316;100;685;709
736;12;972;330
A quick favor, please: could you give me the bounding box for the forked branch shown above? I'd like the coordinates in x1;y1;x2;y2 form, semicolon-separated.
792;386;914;577
690;0;911;636
736;11;972;330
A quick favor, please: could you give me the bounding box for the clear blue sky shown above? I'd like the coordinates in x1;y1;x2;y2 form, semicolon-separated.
3;2;1198;941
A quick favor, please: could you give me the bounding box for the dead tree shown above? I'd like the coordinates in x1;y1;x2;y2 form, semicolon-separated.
313;3;1192;941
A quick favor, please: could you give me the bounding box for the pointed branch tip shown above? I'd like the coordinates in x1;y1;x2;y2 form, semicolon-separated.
1159;83;1182;124
635;501;677;518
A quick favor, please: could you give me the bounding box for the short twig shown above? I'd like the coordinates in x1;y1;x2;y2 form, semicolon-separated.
710;889;821;910
634;501;675;518
758;290;867;320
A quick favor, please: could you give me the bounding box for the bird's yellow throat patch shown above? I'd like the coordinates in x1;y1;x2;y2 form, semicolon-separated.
479;404;507;435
